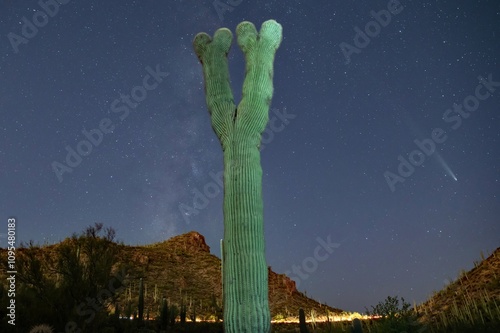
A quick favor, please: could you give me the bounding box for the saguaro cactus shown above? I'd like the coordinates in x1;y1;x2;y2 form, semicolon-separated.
352;318;363;333
299;308;309;333
193;20;282;333
159;297;168;331
138;278;144;326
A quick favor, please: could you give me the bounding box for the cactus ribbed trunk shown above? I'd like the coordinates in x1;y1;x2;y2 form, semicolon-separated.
223;141;268;331
193;20;282;333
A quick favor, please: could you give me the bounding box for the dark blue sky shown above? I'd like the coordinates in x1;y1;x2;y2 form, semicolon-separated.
1;0;499;312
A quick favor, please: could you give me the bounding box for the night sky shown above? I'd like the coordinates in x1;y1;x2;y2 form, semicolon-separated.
1;0;499;313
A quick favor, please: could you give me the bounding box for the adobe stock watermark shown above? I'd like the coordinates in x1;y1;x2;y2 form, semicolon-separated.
51;64;169;183
284;235;340;289
339;0;404;64
178;106;296;224
7;0;73;54
384;73;499;192
213;0;242;22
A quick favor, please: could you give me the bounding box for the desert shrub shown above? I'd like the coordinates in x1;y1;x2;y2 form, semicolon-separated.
12;223;127;332
366;295;426;333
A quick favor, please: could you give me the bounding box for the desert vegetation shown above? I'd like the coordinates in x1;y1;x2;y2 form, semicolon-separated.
0;226;498;332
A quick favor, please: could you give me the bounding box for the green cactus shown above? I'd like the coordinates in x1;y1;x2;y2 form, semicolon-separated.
126;300;132;320
192;308;196;323
193;19;282;333
180;297;187;324
28;324;54;333
138;278;144;326
169;304;179;326
210;292;223;322
189;297;196;322
352;318;363;333
159;297;168;330
299;308;309;333
114;302;120;319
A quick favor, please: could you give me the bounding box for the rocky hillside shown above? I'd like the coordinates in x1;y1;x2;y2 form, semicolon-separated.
115;231;342;319
1;231;342;320
418;247;500;326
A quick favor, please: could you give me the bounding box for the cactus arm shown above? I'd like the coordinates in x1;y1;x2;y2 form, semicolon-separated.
193;28;235;148
236;20;283;139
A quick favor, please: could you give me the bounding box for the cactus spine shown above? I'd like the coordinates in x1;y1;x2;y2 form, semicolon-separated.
193;19;282;333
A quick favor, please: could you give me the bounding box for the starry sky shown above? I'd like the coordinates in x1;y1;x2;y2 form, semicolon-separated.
1;0;499;313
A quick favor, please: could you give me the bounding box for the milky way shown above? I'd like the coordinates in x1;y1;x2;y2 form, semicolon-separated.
1;0;499;312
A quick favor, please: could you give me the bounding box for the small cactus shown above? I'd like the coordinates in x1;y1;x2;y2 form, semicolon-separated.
352;318;363;333
180;297;187;324
126;301;132;319
114;302;120;319
189;297;197;322
170;304;179;326
159;297;168;330
138;278;144;326
29;324;54;333
299;308;309;333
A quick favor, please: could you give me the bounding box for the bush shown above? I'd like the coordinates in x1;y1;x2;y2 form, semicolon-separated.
366;295;426;333
11;223;127;332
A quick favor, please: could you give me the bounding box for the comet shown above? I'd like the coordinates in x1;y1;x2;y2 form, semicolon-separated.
435;152;457;181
